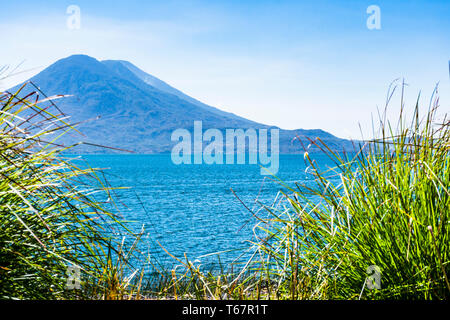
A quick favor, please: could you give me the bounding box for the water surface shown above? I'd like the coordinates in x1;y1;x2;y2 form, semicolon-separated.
77;154;333;270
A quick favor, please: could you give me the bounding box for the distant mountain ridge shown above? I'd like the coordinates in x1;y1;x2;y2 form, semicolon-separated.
108;60;246;121
9;54;356;154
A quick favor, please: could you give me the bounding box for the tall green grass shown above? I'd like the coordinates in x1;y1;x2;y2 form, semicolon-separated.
0;83;143;299
248;82;449;299
1;80;448;300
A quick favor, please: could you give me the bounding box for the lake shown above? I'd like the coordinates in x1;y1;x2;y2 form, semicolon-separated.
76;154;334;272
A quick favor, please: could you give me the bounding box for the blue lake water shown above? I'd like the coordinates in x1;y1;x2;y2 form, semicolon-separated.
76;154;334;271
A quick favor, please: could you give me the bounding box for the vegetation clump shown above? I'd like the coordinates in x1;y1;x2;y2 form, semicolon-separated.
250;83;449;299
1;81;448;300
0;84;141;299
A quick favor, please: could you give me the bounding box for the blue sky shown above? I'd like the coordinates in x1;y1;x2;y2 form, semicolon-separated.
0;0;449;138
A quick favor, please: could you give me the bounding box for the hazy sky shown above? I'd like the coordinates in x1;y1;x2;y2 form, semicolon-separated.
1;0;449;139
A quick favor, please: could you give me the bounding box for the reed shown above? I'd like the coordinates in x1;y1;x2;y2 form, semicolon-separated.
0;83;141;299
2;80;448;300
249;81;449;299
